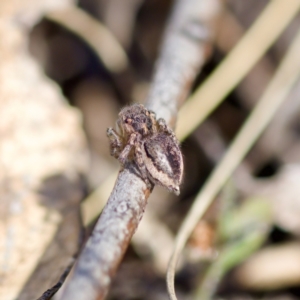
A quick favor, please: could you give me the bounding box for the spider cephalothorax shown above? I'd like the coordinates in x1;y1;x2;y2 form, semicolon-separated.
117;104;157;137
107;104;183;195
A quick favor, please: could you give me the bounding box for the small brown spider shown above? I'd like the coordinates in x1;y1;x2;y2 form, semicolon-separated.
107;104;183;195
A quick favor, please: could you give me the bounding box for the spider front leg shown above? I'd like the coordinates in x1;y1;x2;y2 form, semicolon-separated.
157;118;177;139
148;110;158;134
107;127;123;158
118;132;138;165
134;139;152;188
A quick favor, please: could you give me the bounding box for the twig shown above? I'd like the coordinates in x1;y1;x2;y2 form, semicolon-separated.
146;0;220;125
216;9;300;173
58;1;220;299
36;258;75;300
81;171;118;227
100;0;143;48
216;8;274;108
167;24;300;300
57;165;150;299
176;0;300;141
195;198;271;299
46;7;128;73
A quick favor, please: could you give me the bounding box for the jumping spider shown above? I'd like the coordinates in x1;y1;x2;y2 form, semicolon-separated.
107;104;183;195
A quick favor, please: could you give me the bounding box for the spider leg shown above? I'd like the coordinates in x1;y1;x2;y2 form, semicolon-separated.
118;132;137;165
134;139;151;188
157;118;177;140
148;110;158;134
106;127;123;158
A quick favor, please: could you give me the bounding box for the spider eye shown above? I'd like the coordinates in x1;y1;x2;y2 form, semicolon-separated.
126;118;132;124
139;115;147;123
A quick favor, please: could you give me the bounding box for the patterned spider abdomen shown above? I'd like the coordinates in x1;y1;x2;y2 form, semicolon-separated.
142;133;183;195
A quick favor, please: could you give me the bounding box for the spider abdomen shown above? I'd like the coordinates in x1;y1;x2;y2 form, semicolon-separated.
142;133;183;195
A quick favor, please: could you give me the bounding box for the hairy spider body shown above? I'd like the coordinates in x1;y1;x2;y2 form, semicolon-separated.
107;104;183;195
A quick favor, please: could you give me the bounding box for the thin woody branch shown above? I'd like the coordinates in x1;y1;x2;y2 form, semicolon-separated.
57;1;221;299
37;258;74;300
57;166;150;299
46;6;128;74
146;0;220;125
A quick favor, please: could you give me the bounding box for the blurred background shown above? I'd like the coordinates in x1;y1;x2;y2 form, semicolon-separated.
2;0;300;299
